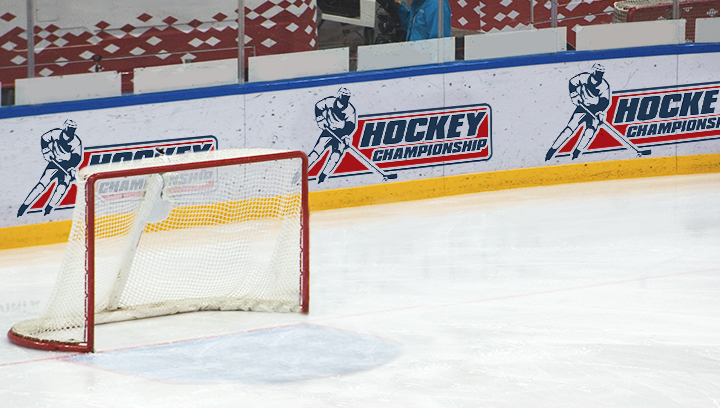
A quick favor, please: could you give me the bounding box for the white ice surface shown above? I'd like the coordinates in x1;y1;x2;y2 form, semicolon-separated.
1;173;720;407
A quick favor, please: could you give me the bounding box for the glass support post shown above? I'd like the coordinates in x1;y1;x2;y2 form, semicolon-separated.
439;0;444;64
238;0;245;85
26;0;35;78
530;0;535;27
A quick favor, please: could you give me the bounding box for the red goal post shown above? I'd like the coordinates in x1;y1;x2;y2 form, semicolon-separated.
8;149;309;353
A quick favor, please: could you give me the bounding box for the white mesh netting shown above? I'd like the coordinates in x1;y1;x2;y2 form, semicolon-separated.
10;149;307;348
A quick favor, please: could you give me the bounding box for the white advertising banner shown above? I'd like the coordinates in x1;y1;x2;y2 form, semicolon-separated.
3;96;245;226
2;50;720;229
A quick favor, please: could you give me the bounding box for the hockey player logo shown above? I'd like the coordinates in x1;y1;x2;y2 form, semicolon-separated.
546;64;610;161
17;119;83;217
546;64;651;161
308;87;357;183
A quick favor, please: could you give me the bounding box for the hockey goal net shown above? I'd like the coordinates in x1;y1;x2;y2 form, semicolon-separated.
8;149;309;352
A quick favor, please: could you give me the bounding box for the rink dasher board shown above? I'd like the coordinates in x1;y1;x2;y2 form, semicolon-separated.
1;45;720;234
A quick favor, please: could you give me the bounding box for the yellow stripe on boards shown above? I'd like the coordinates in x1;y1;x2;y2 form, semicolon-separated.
88;194;303;240
3;153;720;250
0;221;73;250
308;155;684;211
142;195;302;234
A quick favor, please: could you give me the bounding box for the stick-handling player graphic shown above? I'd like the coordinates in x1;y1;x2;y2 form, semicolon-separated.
546;63;610;161
307;87;357;183
17;119;83;217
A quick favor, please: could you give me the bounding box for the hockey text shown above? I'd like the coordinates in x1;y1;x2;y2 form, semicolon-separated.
357;106;491;168
608;84;720;145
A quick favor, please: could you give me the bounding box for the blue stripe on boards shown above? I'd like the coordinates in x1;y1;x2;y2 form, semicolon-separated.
2;43;719;121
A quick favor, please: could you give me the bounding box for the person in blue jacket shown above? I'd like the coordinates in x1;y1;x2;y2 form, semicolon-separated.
395;0;451;41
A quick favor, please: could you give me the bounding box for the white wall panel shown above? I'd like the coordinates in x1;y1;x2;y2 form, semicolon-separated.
15;71;121;105
357;37;455;71
248;48;349;82
576;20;686;51
464;28;566;61
134;59;238;94
696;18;720;43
